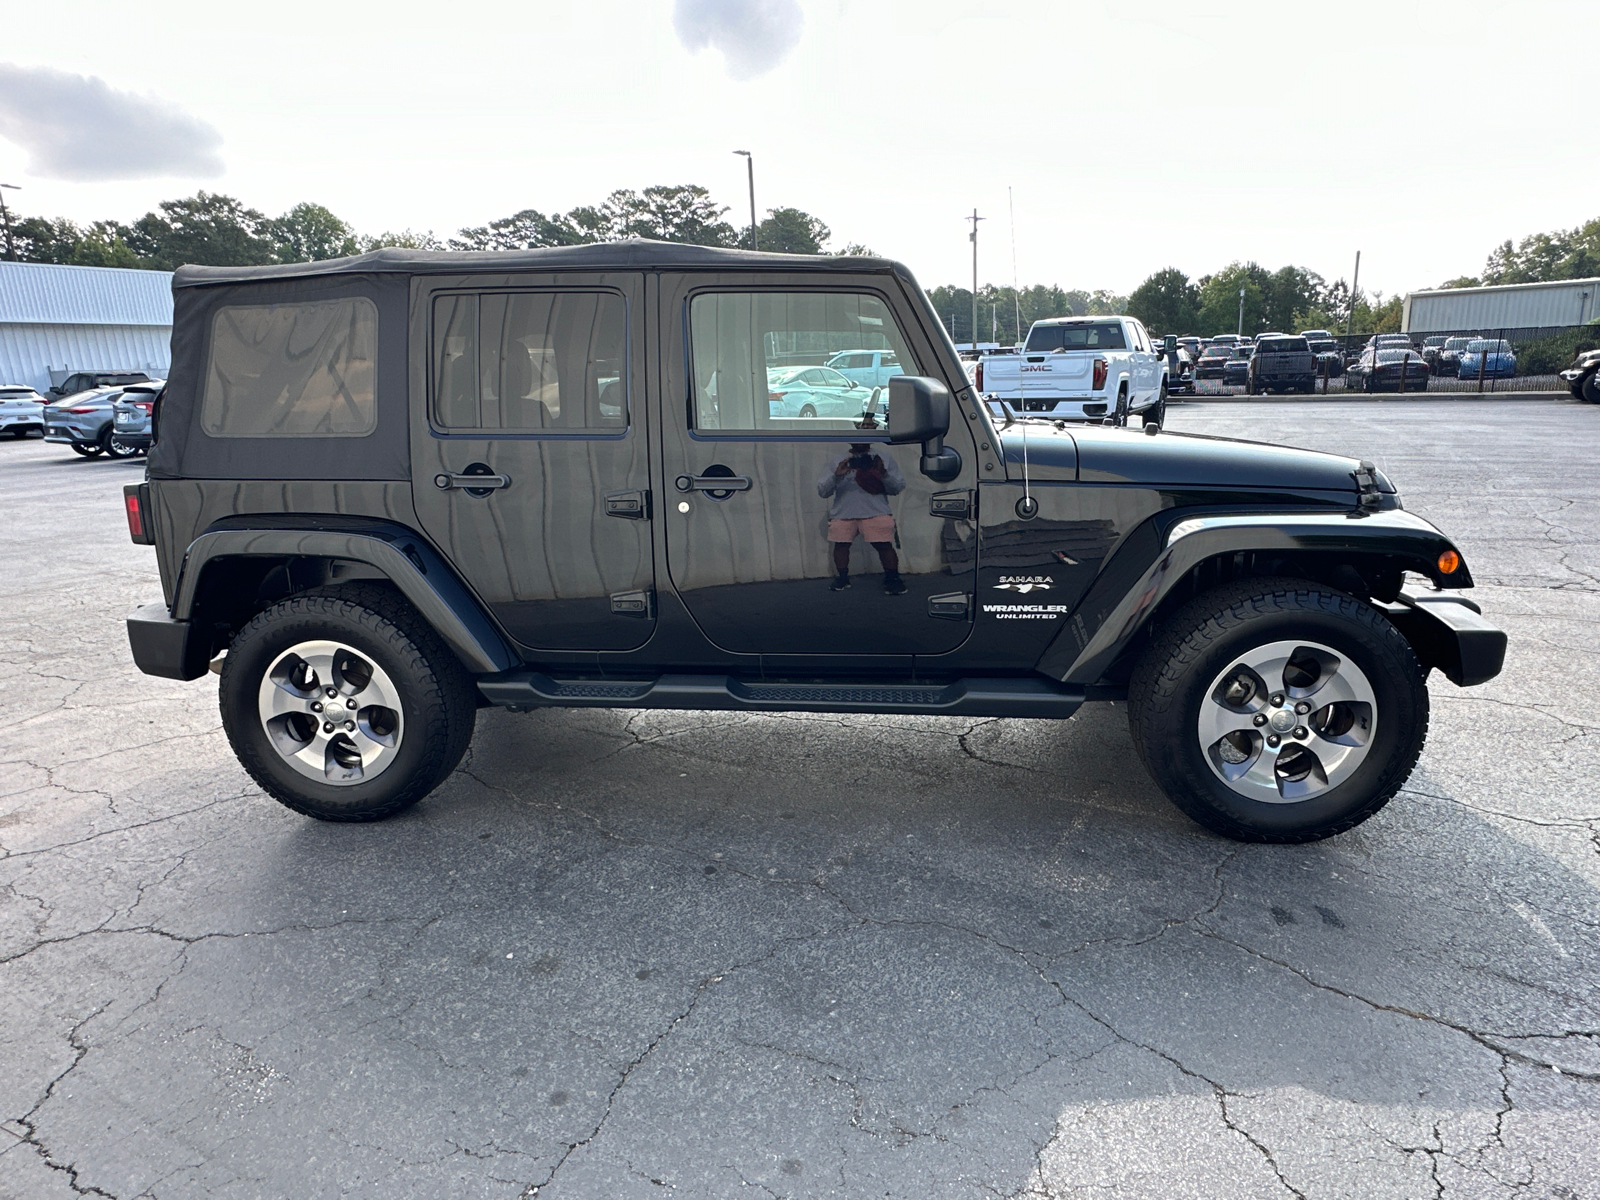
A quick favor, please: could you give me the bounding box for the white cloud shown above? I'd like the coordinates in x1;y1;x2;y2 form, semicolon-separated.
672;0;805;80
0;63;224;182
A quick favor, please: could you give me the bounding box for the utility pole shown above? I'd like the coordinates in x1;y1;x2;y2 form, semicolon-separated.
733;151;757;250
0;184;18;262
967;209;984;351
1237;287;1245;337
1344;250;1361;353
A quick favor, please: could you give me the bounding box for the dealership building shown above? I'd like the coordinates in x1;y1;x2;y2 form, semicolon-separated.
1403;276;1600;334
0;261;173;393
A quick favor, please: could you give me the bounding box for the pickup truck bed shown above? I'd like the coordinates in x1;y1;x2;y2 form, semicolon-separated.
1248;336;1318;394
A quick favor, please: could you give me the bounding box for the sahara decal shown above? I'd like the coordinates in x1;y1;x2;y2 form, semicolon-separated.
993;575;1053;593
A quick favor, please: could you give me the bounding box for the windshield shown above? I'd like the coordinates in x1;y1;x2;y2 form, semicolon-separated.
1025;322;1127;352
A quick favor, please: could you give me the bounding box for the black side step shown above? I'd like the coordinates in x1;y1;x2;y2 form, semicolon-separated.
477;672;1084;719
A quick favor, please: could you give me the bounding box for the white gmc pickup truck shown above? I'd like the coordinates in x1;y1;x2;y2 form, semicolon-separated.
975;315;1168;425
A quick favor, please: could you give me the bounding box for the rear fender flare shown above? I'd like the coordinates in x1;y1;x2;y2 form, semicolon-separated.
1036;509;1469;685
174;520;517;674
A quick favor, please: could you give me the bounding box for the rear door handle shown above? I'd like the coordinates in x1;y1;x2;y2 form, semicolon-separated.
673;474;752;493
434;471;511;491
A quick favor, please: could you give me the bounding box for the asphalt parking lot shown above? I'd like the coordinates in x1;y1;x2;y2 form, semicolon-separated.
2;398;1597;1200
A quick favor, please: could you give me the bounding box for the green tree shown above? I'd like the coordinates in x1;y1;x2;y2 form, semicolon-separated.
836;242;875;256
1261;265;1326;334
1126;268;1199;334
270;202;357;262
7;214;83;263
755;207;830;254
124;192;277;268
358;229;444;251
1475;216;1600;285
1196;262;1268;336
601;185;737;245
451;208;588;251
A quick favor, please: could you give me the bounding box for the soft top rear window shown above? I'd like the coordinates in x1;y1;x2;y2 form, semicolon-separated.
201;297;377;437
1025;322;1127;352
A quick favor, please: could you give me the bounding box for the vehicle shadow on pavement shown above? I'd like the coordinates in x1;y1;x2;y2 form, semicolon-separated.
8;702;1595;1198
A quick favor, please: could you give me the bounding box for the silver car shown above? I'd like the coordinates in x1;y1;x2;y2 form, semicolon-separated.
111;383;164;453
43;387;142;458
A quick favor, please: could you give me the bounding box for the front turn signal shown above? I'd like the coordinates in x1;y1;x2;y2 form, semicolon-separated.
1438;549;1461;576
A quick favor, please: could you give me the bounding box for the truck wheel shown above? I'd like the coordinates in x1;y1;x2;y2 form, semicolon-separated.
1583;373;1600;404
1128;578;1427;843
220;585;477;822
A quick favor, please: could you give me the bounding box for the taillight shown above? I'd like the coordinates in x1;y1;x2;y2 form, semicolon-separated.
974;360;984;390
63;406;98;414
123;483;154;545
768;392;784;403
135;400;154;413
1093;358;1108;390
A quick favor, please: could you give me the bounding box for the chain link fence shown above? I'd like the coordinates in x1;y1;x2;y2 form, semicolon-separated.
1186;323;1598;397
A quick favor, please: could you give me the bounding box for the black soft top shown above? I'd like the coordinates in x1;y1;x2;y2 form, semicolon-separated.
173;240;905;288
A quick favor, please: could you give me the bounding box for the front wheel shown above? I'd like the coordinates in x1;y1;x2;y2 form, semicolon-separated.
1583;372;1600;404
1128;579;1427;843
220;585;477;821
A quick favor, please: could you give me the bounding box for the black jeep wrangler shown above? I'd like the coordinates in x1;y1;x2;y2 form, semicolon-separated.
122;243;1505;843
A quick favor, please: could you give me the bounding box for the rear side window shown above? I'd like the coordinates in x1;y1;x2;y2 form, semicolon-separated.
689;291;916;434
201;299;377;437
1025;322;1128;352
432;291;627;433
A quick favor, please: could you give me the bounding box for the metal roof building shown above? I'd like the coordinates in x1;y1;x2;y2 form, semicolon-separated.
0;261;173;392
1403;276;1600;333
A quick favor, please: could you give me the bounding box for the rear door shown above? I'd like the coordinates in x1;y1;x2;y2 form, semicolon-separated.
412;272;655;652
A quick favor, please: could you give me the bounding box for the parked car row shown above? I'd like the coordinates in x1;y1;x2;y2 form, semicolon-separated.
0;381;165;457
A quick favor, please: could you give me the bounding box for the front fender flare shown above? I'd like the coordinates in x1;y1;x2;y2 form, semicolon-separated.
1037;508;1468;686
173;519;517;675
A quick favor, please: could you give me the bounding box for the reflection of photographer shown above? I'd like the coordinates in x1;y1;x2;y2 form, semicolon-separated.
817;444;907;594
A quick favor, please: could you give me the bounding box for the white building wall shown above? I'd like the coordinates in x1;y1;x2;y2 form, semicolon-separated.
1403;278;1600;333
0;323;172;393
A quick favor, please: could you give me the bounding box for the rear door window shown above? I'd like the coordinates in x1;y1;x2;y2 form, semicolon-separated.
431;291;627;433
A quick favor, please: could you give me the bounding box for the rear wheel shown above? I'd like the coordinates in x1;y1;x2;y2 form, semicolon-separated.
798;404;817;419
1128;579;1427;843
104;430;139;458
220;585;477;821
70;441;103;457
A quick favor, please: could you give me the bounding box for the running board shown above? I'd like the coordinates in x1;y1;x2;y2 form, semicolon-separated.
477;672;1084;719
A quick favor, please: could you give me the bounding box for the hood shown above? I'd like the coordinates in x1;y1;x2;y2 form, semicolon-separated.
999;423;1376;493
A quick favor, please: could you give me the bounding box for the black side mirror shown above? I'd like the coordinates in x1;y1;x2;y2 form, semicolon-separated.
888;375;961;482
1164;335;1178;354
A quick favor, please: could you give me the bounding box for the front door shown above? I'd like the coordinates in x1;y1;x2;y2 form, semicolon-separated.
412;272;654;652
659;277;979;658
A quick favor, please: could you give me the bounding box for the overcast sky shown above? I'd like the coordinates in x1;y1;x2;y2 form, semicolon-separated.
1;0;1592;299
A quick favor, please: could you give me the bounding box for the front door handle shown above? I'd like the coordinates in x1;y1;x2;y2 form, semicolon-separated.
674;473;752;494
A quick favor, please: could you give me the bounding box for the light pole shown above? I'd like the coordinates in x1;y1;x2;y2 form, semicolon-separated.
1237;287;1245;337
1344;250;1361;354
0;184;18;262
967;209;985;351
732;151;757;251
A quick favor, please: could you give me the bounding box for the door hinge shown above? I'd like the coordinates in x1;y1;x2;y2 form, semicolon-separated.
928;592;971;620
610;589;654;617
604;489;651;519
930;489;973;520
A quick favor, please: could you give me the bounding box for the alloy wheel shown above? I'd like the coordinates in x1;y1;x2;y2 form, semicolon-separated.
256;640;404;785
1197;639;1376;803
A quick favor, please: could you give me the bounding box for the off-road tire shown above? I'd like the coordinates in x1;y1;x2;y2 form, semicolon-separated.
1127;578;1428;843
220;584;477;821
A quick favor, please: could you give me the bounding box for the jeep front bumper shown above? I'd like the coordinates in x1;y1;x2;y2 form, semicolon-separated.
1381;591;1506;687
